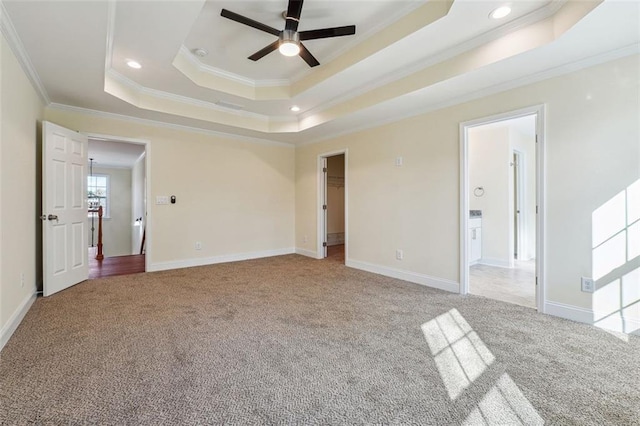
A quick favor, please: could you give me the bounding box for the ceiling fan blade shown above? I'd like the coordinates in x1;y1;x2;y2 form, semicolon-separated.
221;9;281;36
299;43;320;67
299;25;356;41
248;40;280;61
285;0;303;32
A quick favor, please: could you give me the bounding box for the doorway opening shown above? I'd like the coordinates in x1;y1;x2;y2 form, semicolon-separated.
87;135;148;279
460;106;545;311
318;151;347;264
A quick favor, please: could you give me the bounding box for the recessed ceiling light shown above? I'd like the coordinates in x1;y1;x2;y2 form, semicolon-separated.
290;105;300;112
490;6;511;19
126;60;142;69
193;48;208;57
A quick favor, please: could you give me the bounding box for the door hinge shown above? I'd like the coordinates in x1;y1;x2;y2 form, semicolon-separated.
323;242;327;247
535;134;538;143
536;276;538;286
323;167;327;173
323;204;327;210
536;205;538;214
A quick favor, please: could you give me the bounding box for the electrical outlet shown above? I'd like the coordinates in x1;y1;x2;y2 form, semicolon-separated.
396;156;403;167
581;277;595;293
20;272;24;287
396;249;403;260
303;235;308;243
195;242;202;250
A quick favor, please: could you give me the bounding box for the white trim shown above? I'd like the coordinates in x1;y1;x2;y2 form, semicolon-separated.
298;44;639;147
346;259;459;293
289;1;427;83
148;248;295;272
478;258;513;269
106;70;268;120
85;133;148;146
82;132;151;273
545;301;640;335
317;150;348;261
512;148;527;261
0;1;50;104
295;248;320;259
48;103;293;148
459;105;546;315
544;301;593;325
0;292;36;352
178;46;290;88
302;0;564;120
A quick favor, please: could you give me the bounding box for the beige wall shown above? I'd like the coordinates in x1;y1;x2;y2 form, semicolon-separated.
469;126;512;265
0;34;44;332
44;108;296;269
89;166;132;257
296;54;640;311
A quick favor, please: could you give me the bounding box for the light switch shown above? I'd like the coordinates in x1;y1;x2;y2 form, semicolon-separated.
396;156;403;167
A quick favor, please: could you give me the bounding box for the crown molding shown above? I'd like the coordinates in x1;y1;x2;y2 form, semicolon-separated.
298;44;639;147
179;46;290;88
302;0;568;120
47;103;295;148
288;0;429;83
0;0;50;104
106;69;267;120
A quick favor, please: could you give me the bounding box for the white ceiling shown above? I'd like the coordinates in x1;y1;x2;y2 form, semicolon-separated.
2;0;639;145
88;139;145;169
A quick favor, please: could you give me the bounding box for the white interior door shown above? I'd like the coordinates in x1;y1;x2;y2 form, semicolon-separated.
42;121;88;296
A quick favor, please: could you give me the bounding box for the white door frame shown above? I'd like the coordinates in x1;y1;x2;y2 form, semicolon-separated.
317;149;348;260
512;148;526;261
85;133;151;272
459;105;546;312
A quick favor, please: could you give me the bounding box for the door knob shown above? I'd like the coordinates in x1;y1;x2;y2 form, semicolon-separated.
47;214;58;221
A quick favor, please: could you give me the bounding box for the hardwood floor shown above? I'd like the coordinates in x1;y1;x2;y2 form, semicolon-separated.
89;248;145;279
326;244;345;263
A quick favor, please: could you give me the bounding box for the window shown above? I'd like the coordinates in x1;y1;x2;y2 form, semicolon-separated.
88;174;110;218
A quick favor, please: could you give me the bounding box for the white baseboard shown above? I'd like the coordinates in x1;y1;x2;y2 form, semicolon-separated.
148;247;295;272
0;292;36;352
479;258;513;268
295;248;320;259
593;311;640;336
545;301;594;324
346;259;459;293
545;301;640;335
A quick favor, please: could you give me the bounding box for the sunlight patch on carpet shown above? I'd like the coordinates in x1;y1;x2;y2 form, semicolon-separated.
462;373;544;426
421;309;494;400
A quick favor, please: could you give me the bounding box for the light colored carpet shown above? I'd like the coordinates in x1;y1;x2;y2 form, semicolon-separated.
0;254;638;425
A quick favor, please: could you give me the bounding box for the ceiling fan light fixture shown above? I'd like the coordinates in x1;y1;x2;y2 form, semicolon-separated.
489;6;511;19
279;29;300;57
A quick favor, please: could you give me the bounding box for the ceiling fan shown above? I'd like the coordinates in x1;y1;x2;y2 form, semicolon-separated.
220;0;356;67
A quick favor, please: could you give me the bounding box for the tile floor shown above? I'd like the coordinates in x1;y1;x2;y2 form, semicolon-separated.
469;260;536;308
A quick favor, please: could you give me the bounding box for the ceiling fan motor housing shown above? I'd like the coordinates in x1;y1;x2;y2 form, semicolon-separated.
281;29;300;43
